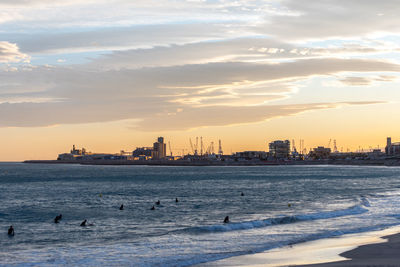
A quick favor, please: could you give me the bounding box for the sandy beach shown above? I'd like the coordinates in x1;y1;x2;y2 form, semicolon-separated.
298;232;400;267
199;225;400;267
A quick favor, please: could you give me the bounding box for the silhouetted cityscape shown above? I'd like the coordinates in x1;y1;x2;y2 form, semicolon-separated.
25;136;400;166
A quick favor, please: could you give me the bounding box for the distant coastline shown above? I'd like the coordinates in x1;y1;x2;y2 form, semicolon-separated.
23;136;400;167
23;158;400;166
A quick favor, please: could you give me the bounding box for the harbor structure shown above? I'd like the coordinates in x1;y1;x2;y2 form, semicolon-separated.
57;145;131;161
40;135;398;166
385;137;400;156
234;151;268;160
132;147;153;157
309;146;331;159
71;145;86;155
152;137;167;159
269;140;290;159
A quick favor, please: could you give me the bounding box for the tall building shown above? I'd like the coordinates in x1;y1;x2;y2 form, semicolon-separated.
152;137;167;159
385;137;400;156
269;140;290;159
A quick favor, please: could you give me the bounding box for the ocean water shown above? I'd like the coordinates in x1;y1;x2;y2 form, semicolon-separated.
1;163;400;266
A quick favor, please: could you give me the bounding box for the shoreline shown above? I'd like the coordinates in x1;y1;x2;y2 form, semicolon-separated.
198;225;400;267
22;159;400;167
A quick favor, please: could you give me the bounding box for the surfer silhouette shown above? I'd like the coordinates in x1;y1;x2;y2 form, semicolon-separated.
223;216;230;223
80;219;87;226
155;200;160;205
7;225;14;236
150;206;155;210
54;214;62;223
119;204;124;210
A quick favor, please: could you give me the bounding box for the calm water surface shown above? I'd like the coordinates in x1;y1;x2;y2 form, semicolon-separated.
1;163;400;266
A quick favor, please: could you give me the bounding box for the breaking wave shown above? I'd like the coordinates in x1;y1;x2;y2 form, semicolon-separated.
180;203;369;234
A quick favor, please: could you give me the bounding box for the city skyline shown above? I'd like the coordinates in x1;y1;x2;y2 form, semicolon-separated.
1;1;400;160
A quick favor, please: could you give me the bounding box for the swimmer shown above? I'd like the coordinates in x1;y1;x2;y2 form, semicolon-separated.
241;192;244;196
54;214;62;223
119;204;124;210
7;225;14;236
155;200;160;205
175;198;179;203
80;219;87;227
223;216;230;223
288;203;292;208
150;206;155;210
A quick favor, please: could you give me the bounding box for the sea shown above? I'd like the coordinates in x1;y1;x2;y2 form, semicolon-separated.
1;163;400;266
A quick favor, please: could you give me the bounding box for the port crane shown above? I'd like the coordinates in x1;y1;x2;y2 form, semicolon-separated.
333;139;338;153
205;141;214;155
168;141;173;157
200;137;203;156
195;137;199;156
189;138;195;155
218;140;223;155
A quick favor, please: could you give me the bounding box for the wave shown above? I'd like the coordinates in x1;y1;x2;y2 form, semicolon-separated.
179;203;369;235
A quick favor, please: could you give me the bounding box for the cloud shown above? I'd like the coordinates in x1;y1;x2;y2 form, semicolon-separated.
262;0;400;40
133;101;384;131
339;75;398;86
0;41;30;63
0;57;397;129
8;24;250;55
84;38;396;71
0;0;270;32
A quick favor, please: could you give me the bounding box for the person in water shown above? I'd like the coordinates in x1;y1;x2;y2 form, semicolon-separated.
175;198;179;203
119;204;124;210
241;192;244;196
155;200;160;205
7;225;14;236
80;219;87;226
223;216;230;223
150;206;155;210
54;214;62;223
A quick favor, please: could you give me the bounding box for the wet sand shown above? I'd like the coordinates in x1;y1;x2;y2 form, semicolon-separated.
199;226;400;267
297;232;400;267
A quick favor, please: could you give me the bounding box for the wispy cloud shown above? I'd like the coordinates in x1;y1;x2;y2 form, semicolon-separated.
261;0;400;40
339;75;398;86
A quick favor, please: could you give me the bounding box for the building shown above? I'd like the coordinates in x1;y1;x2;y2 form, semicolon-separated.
152;137;167;159
132;147;153;157
309;146;331;159
385;137;400;156
269;140;290;159
58;145;87;160
367;149;385;160
70;145;86;155
234;151;268;160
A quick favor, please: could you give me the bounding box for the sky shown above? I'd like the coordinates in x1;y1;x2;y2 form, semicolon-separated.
1;0;400;160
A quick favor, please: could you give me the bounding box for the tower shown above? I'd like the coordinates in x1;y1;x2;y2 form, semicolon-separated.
152;137;166;159
386;137;392;155
333;139;338;153
218;140;223;155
